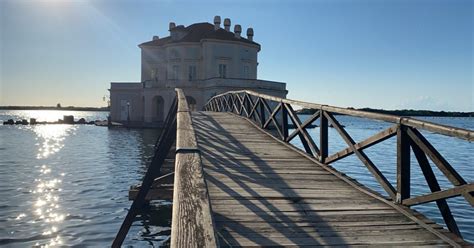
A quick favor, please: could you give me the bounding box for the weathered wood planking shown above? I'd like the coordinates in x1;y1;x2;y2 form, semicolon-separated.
204;90;474;238
192;111;468;247
170;89;218;247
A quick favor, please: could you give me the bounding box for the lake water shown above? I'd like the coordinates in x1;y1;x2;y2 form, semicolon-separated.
0;110;472;246
0;110;170;247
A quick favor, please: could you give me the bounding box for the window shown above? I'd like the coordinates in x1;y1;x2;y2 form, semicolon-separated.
151;68;158;80
218;64;227;78
188;65;197;81
243;65;249;79
171;65;179;80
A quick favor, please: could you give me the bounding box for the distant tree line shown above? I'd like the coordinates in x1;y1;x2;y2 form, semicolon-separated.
296;108;473;117
0;106;110;111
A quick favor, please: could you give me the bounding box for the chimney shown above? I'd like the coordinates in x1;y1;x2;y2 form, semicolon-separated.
224;18;231;32
153;35;159;40
246;28;254;41
169;22;176;31
234;24;241;38
213;16;221;30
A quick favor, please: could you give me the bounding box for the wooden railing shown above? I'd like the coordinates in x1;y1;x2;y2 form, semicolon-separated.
171;89;218;247
113;89;217;247
204;90;473;238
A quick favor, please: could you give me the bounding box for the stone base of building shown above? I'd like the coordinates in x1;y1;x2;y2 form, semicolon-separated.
109;78;287;125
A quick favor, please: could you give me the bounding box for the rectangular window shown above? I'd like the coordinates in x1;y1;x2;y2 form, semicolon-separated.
188;65;197;81
243;65;249;79
218;64;227;78
151;68;158;80
172;65;179;80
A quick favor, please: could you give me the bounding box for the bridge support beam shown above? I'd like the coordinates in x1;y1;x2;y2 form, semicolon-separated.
320;110;328;163
396;125;410;203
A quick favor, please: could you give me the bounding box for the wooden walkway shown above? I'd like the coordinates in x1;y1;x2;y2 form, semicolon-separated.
115;89;472;247
192;111;466;247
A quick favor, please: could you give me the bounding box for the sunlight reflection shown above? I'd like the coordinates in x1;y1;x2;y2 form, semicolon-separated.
33;169;66;247
33;125;76;159
30;125;74;247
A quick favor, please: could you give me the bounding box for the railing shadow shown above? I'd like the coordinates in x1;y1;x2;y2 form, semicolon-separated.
204;90;473;244
192;112;347;246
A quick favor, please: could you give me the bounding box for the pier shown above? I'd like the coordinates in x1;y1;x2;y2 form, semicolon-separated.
114;89;473;247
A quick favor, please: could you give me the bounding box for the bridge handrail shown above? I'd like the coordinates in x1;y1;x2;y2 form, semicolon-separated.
113;90;179;247
204;90;473;239
113;89;217;247
207;90;473;141
171;88;218;247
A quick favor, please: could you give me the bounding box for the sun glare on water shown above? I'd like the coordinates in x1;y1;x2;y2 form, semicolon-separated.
28;124;76;247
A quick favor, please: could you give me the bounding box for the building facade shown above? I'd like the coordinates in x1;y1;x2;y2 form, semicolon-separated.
109;16;287;126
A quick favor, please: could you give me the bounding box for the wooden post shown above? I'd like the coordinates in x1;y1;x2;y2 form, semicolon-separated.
259;98;265;128
396;124;410;203
320;110;328;163
281;103;288;141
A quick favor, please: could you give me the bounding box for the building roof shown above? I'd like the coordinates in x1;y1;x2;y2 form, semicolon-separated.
139;22;260;48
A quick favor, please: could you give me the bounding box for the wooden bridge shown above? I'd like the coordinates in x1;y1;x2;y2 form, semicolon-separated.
113;89;473;247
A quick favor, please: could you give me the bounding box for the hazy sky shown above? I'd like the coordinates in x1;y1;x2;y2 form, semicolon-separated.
0;0;472;111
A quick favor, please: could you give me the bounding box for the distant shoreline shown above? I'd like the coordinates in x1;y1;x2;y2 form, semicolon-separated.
296;108;473;117
0;106;109;112
1;106;472;117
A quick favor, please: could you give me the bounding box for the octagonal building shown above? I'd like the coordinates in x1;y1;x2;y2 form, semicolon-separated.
109;16;287;126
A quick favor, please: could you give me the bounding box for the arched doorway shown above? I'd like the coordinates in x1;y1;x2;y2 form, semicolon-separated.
186;96;197;111
152;96;164;122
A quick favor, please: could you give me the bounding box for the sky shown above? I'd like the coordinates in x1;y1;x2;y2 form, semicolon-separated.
0;0;472;111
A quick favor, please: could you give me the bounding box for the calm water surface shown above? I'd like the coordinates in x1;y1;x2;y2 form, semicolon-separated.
1;110;473;246
0;110;170;247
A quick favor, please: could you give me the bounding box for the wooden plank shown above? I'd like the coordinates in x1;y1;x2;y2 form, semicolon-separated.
210;198;385;206
205;168;333;175
211;203;393;212
202;161;326;168
191;111;467;247
216;222;443;233
205;172;349;181
219;232;446;246
218;228;441;240
170;89;218;248
213;212;412;222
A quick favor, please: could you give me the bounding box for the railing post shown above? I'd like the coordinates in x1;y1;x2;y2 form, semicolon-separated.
259;99;265;128
397;124;411;203
281;103;288;140
319;109;328;163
